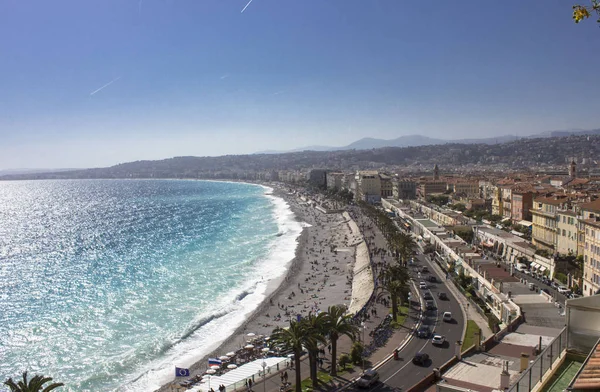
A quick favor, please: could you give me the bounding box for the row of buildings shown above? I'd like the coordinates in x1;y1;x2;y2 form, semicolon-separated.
290;161;600;297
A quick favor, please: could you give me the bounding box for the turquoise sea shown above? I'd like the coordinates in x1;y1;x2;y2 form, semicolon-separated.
0;180;303;392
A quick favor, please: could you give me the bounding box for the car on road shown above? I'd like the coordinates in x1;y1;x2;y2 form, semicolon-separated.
419;282;427;289
442;312;453;322
416;325;430;338
357;369;379;388
438;292;448;300
425;300;435;310
412;352;430;365
558;286;571;295
423;291;433;300
422;266;429;273
431;334;445;346
428;275;437;283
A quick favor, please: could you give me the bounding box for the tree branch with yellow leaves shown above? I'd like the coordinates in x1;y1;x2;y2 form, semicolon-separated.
573;0;600;23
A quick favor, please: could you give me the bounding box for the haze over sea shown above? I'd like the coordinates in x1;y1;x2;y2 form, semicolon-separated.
0;180;303;392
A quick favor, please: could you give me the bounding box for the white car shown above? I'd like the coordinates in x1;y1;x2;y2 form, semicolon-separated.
443;312;453;322
558;286;571;295
432;334;445;345
419;282;427;289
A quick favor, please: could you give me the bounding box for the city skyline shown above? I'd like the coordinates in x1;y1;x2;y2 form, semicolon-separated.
2;0;600;169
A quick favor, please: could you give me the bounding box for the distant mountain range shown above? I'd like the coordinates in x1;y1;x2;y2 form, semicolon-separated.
257;129;600;154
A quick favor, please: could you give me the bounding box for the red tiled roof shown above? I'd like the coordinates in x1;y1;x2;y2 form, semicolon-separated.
534;195;571;206
573;343;600;390
581;198;600;213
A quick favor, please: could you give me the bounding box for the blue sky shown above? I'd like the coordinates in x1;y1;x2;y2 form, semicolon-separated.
1;0;599;169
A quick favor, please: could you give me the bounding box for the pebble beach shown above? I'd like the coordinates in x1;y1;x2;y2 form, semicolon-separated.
158;187;374;391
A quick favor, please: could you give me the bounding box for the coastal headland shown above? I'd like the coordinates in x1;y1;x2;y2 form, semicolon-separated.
158;186;373;391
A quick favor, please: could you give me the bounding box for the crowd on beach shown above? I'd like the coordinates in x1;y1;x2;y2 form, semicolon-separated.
162;186;412;392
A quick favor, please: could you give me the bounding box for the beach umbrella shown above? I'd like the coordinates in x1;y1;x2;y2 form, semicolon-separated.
218;355;230;361
210;365;220;370
226;352;236;357
264;337;270;341
227;364;238;369
244;344;255;349
246;333;256;337
205;369;217;375
261;348;270;353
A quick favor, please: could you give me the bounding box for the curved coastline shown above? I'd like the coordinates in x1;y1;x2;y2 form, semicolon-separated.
154;186;374;392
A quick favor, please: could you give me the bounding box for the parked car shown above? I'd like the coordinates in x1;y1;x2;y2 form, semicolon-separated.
428;275;437;283
422;266;429;273
426;300;435;310
438;292;448;300
419;281;428;289
423;291;433;300
416;325;430;338
357;369;379;388
412;352;430;365
431;335;445;346
442;312;453;322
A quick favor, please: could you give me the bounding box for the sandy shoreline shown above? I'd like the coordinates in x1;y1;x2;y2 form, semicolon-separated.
157;186;373;392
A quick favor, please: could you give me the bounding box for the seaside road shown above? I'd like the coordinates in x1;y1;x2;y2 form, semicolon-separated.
347;251;465;392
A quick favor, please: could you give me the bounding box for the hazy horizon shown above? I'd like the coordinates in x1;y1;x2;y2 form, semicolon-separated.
2;0;600;169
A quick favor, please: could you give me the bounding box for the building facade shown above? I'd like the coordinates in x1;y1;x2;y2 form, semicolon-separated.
417;181;447;199
326;172;345;190
308;169;327;187
379;174;393;198
580;199;600;296
356;171;381;203
582;218;600;296
452;181;480;198
556;209;579;256
531;195;570;252
511;190;533;223
393;179;417;200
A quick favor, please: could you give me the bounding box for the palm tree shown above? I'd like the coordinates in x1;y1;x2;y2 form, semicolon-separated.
323;305;359;376
301;313;328;388
382;264;410;288
378;279;409;322
4;371;63;392
271;321;307;392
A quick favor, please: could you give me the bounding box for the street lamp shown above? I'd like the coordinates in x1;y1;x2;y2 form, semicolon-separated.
361;322;367;371
261;360;267;392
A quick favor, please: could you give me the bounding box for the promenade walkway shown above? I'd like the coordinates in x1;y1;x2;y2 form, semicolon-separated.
246;208;420;392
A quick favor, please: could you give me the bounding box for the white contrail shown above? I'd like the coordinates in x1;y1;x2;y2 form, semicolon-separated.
138;0;143;16
241;0;253;13
90;76;121;96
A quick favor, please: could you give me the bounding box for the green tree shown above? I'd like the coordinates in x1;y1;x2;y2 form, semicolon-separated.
301;313;328;388
271;321;309;392
323;305;359;376
350;341;364;365
377;279;409;322
338;354;350;371
4;372;63;392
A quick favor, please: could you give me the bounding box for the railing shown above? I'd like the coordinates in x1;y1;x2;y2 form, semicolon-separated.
508;327;567;392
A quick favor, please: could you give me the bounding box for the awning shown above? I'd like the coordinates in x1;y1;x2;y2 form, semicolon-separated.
530;262;540;270
517;220;533;227
501;217;511;222
539;266;547;272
